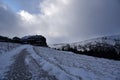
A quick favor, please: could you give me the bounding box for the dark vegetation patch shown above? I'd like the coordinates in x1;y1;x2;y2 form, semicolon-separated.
55;43;120;60
0;35;48;47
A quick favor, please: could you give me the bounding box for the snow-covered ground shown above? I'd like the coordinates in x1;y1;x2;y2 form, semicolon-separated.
33;46;120;80
0;42;20;54
0;45;28;79
0;43;120;80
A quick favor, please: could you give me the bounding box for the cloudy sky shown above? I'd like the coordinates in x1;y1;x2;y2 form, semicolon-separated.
0;0;120;44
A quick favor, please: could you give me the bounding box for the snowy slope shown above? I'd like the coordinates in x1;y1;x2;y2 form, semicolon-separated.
50;35;120;51
0;42;20;54
72;35;120;47
0;43;120;80
29;46;120;80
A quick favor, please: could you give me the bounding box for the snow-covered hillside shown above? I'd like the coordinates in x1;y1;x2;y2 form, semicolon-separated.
0;42;20;54
50;35;120;50
50;35;120;60
71;35;120;48
0;43;120;80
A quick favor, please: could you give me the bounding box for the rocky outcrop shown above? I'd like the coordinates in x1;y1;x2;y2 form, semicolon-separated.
21;35;48;47
0;35;48;47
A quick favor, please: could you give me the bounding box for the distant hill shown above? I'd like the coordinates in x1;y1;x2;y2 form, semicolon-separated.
0;35;48;47
21;35;48;47
0;35;12;42
50;35;120;60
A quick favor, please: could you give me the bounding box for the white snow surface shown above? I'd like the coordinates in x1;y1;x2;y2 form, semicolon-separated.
32;46;120;80
0;42;20;54
0;45;28;78
0;43;120;80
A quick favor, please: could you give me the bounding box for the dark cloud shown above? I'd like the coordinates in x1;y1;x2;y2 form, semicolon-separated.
64;0;120;41
0;1;27;37
0;4;17;27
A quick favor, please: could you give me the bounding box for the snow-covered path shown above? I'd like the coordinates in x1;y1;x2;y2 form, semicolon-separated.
0;45;120;80
3;49;32;80
0;45;57;80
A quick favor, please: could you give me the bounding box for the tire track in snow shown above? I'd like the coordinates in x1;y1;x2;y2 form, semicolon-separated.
33;47;82;80
26;54;57;80
3;49;32;80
